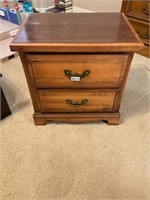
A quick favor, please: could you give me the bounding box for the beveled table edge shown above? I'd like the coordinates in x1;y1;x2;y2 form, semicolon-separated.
10;42;144;53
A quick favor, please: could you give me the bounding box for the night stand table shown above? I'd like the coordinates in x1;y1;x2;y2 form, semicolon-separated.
10;13;143;125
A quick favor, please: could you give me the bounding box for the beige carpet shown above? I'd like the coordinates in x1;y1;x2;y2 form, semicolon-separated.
0;53;150;200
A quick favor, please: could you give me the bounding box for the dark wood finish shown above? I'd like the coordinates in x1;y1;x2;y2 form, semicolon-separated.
121;0;150;58
10;13;143;125
10;13;143;52
12;13;139;43
0;74;11;120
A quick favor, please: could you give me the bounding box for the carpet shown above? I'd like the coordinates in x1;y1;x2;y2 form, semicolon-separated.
0;53;150;200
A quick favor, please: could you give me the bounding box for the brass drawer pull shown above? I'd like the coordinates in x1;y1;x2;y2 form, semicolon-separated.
136;29;149;39
66;99;88;107
142;5;150;16
64;69;90;81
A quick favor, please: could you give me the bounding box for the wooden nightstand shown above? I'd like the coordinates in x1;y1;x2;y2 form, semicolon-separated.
10;13;143;125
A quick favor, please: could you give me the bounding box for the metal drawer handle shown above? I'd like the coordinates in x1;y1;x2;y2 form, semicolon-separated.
64;69;90;81
136;29;149;39
66;99;88;107
142;5;150;16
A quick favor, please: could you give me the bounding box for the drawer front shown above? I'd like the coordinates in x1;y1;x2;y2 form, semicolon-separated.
129;18;149;45
126;1;150;21
27;54;128;88
38;89;119;113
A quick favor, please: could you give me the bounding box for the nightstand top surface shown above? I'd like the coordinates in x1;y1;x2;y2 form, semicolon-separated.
10;13;143;52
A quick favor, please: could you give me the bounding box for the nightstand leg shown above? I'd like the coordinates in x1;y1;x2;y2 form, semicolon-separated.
33;118;46;125
107;117;120;125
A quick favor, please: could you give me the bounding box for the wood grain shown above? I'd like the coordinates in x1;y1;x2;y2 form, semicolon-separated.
123;0;149;22
27;54;128;88
10;13;143;52
128;17;149;45
38;89;119;113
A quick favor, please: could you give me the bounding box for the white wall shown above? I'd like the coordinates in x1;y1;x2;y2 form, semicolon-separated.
0;0;122;12
0;0;121;12
73;0;122;12
32;0;122;12
32;0;53;8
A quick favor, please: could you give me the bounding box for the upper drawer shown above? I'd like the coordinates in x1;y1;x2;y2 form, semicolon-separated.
27;54;128;88
125;1;150;21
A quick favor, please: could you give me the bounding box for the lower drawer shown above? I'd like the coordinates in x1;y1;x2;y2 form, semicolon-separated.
38;89;119;113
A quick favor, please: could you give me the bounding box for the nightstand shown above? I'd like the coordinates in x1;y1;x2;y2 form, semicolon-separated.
10;13;143;125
